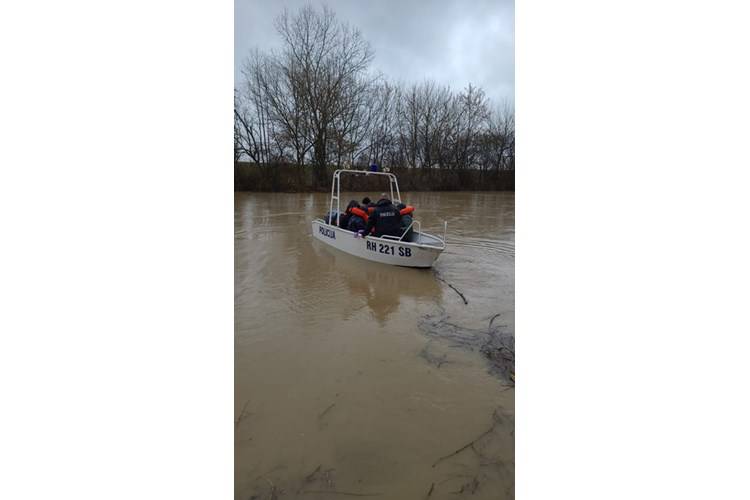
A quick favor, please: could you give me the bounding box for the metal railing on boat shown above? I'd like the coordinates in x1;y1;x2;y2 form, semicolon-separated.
380;219;447;250
329;169;402;227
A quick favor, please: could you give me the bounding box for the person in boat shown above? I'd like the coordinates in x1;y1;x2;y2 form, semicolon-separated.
361;196;377;216
346;201;369;233
363;195;402;238
361;196;373;208
397;202;415;239
338;200;356;229
324;210;339;225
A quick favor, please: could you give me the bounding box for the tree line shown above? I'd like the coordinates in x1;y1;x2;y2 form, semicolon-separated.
234;5;514;190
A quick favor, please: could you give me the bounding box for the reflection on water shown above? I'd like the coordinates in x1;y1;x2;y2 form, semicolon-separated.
235;191;514;500
313;244;444;325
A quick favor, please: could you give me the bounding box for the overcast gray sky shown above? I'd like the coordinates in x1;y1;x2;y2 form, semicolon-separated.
235;0;514;107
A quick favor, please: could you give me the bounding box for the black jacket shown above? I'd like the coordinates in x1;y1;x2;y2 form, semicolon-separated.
365;198;402;237
347;214;367;232
338;213;351;229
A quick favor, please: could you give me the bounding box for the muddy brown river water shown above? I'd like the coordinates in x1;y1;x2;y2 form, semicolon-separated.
235;191;514;500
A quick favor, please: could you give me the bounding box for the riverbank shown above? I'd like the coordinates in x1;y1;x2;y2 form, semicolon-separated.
235;162;515;192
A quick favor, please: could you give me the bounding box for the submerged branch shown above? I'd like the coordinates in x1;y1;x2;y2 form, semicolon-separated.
433;409;508;468
433;271;469;305
432;426;495;468
425;482;435;498
487;313;501;330
235;400;252;429
419;308;514;384
318;403;336;419
305;465;322;483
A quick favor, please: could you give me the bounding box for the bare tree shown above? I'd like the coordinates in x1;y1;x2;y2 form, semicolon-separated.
238;51;278;166
234;91;245;163
330;75;376;169
484;103;515;172
236;4;514;191
234;90;264;164
243;50;312;169
274;5;374;187
366;80;399;167
452;83;490;171
398;83;421;169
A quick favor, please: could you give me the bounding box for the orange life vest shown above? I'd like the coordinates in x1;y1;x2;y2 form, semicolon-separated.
399;205;415;216
349;206;369;222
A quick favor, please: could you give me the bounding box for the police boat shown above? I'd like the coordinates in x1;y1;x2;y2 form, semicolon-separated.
312;169;447;268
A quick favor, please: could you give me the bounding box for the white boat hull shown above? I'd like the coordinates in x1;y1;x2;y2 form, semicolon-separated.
312;219;444;268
